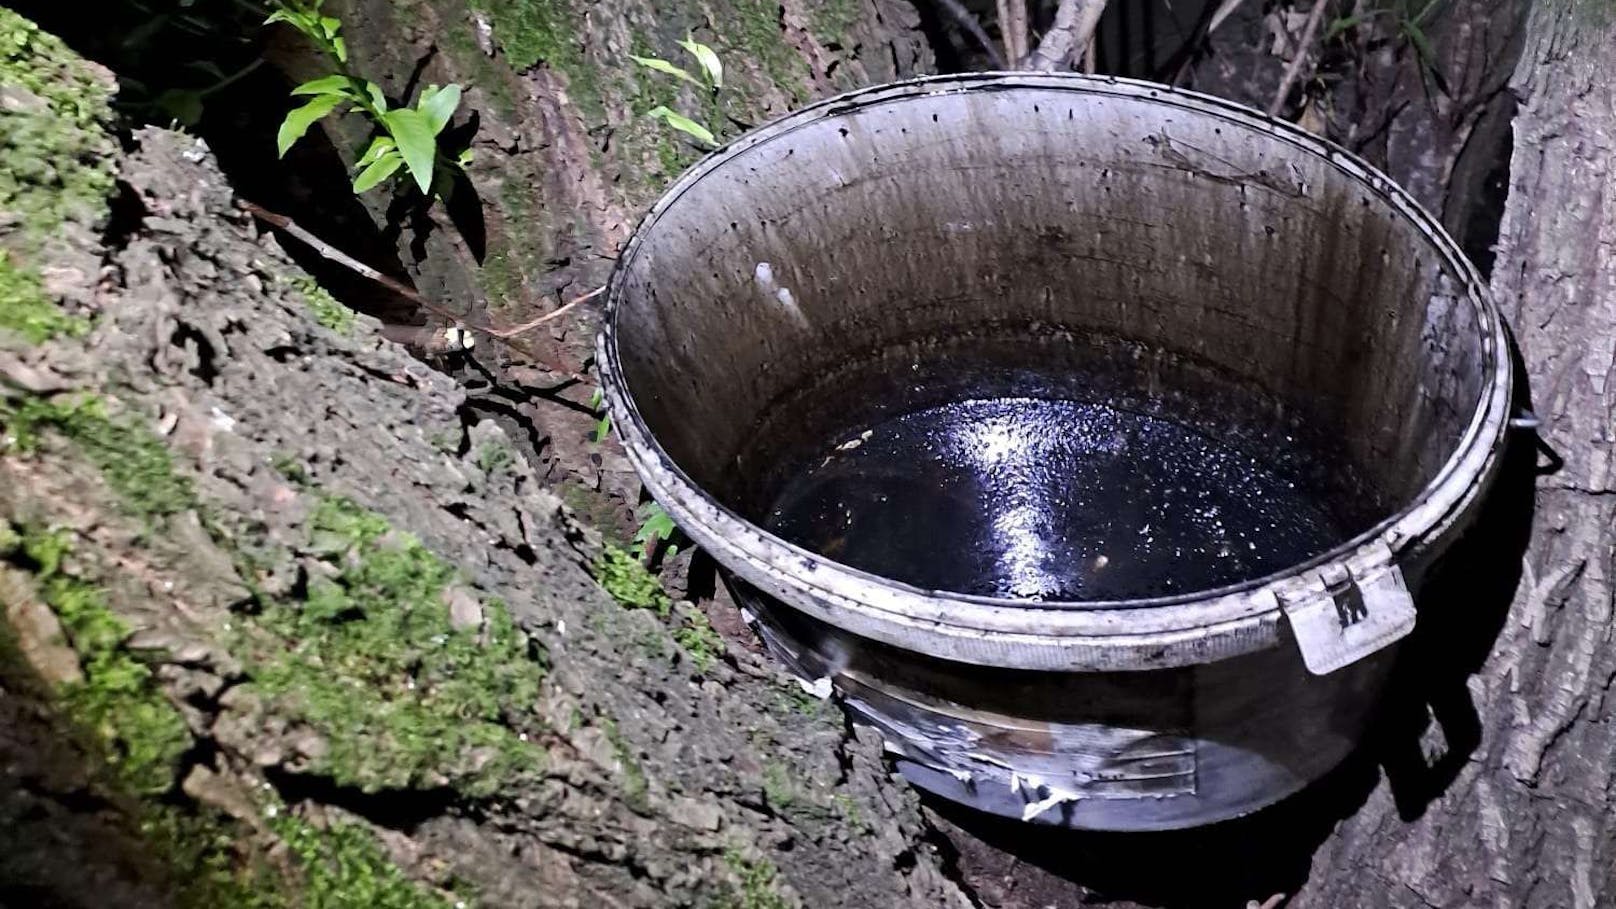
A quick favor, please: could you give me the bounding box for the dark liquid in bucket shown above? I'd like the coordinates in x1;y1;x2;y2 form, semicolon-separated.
763;397;1342;601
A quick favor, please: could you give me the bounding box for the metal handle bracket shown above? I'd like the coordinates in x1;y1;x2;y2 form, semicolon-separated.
1277;540;1416;675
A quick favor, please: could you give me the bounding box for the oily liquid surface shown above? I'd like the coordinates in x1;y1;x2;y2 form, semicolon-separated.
763;397;1343;601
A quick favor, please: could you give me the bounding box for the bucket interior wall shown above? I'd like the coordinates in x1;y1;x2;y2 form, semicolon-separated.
613;83;1490;560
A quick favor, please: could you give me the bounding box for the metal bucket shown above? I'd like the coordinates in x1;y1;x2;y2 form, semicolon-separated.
597;75;1512;830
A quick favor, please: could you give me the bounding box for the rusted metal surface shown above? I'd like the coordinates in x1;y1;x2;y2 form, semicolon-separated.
598;74;1512;828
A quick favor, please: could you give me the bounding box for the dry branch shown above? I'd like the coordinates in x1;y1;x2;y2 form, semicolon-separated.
1268;0;1330;115
1026;0;1109;72
242;201;597;376
998;0;1029;66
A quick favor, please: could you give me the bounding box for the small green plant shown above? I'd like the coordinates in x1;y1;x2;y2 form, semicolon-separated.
594;543;670;613
587;388;611;443
1325;0;1449;94
631;36;723;147
717;848;790;909
267;1;470;196
286;272;355;333
632;501;678;562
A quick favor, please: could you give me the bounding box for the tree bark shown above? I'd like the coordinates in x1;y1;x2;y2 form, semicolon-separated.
0;13;970;906
1292;3;1616;905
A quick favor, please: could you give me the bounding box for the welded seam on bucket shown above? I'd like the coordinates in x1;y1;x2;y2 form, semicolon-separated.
598;73;1514;672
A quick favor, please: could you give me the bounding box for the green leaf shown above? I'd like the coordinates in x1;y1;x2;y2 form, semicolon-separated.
277;94;343;157
355;135;395;168
418;83;462;134
633;503;678;561
1405;22;1436;67
381;107;437;194
319;15;342;38
456;148;474;167
332;35;347;62
263;9;293;26
677;38;723;89
630;54;702;88
351;150;404;193
364;80;387;112
646;105;715;146
291;74;354;98
592;413;611;443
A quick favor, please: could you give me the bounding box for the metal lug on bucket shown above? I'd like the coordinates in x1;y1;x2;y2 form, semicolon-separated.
1278;541;1417;675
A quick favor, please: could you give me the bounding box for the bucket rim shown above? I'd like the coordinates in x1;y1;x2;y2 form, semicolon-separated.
597;72;1514;671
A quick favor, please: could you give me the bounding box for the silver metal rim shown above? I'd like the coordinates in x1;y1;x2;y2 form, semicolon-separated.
598;73;1513;671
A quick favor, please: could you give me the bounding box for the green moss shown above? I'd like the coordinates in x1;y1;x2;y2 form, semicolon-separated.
594;545;725;671
466;0;599;117
141;807;289;909
831;793;866;831
475;441;513;473
809;0;861;45
15;527;191;796
269;451;308;483
673;606;722;672
0;394;196;519
599;716;650;813
715;849;790;909
760;761;794;809
0;250;88;344
594;543;671;613
729;0;810;107
0;9;117;255
272;812;455;909
287;274;356;335
247;496;546;796
436;14;518;118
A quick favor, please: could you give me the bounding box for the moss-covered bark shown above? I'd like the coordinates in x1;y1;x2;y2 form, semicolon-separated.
0;12;968;906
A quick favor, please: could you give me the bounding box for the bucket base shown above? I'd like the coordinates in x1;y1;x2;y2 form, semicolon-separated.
730;579;1392;832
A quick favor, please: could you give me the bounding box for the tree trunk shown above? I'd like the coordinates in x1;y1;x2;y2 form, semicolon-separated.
1294;2;1616;905
0;11;970;907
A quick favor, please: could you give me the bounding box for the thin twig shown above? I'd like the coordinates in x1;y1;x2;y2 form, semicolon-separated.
486;286;606;337
241;200;596;377
934;0;1008;69
1026;0;1109;71
243;201;428;308
1268;0;1330;115
997;0;1029;66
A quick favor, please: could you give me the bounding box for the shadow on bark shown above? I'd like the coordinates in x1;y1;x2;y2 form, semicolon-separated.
926;342;1538;908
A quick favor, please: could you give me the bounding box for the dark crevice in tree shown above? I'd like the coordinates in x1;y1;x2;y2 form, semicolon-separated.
263;766;462;832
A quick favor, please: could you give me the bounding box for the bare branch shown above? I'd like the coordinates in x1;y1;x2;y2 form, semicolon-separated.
241;200;594;378
1026;0;1109;72
997;0;1029;66
485;286;606;338
1267;0;1330;116
934;0;1008;69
